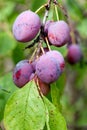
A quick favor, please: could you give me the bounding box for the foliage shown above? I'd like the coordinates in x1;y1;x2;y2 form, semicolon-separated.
4;80;67;130
0;0;87;130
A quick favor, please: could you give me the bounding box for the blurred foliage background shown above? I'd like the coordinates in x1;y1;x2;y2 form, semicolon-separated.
0;0;87;130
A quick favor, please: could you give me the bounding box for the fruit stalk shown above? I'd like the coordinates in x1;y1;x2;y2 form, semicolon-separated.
54;4;59;21
35;4;45;14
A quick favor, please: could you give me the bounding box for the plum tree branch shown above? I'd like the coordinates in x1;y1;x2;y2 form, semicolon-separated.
42;0;52;25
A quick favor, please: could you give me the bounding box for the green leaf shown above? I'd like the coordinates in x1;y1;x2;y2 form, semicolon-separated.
4;80;46;130
77;19;87;39
56;73;66;95
12;44;25;64
44;104;50;130
31;0;46;12
0;1;15;21
43;97;67;130
77;108;87;126
51;82;62;112
0;72;17;121
66;0;82;22
0;32;16;57
51;45;67;57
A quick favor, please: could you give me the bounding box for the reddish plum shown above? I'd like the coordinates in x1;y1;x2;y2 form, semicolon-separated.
36;52;61;84
67;44;82;64
12;10;41;42
13;60;34;87
48;20;70;47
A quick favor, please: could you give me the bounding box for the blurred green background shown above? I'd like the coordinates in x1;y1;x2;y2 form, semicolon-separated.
0;0;87;130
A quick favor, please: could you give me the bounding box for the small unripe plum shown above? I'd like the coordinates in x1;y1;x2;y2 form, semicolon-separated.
48;20;70;47
12;10;41;42
67;44;82;64
36;52;61;84
13;60;34;87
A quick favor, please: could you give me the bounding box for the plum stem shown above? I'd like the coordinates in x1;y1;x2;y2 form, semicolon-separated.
57;2;68;18
43;9;49;25
35;4;45;14
25;36;39;49
39;41;45;54
30;47;38;62
45;37;51;51
35;77;44;97
54;4;59;21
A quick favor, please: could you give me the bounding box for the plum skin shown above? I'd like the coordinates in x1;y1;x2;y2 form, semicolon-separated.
67;44;82;64
13;60;34;87
36;51;61;84
44;20;53;35
46;50;65;72
12;10;41;42
48;20;70;47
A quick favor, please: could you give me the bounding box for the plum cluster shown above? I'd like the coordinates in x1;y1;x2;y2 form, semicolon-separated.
12;10;70;46
13;50;65;95
12;10;67;95
12;9;82;95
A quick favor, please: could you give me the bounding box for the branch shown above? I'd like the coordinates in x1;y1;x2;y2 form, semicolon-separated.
42;0;52;25
24;36;39;49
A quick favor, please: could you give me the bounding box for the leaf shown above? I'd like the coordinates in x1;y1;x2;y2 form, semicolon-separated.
77;19;87;39
31;0;46;12
51;45;67;57
66;0;82;22
0;1;15;21
50;73;66;113
12;44;25;64
44;104;50;130
0;72;17;121
4;80;46;130
0;99;6;121
43;97;67;130
0;32;16;57
56;73;66;95
51;82;62;112
77;108;87;126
